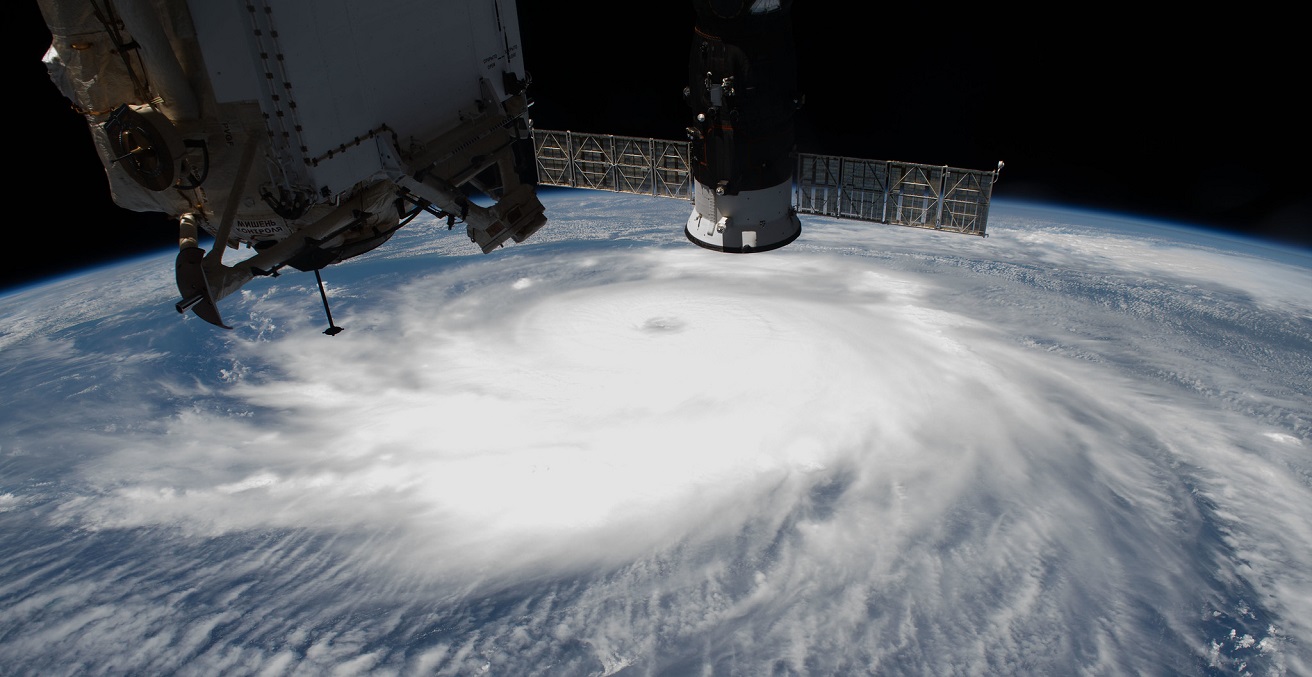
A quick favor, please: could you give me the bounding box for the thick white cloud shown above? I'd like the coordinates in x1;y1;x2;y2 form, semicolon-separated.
1;194;1309;675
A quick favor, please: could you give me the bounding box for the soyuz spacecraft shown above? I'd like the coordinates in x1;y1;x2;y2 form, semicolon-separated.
36;0;1000;332
683;0;802;253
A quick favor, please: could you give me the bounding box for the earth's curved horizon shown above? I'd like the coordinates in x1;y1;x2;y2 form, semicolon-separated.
1;192;1309;675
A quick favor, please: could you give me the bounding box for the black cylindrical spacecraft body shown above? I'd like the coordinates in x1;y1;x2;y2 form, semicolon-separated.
684;0;801;252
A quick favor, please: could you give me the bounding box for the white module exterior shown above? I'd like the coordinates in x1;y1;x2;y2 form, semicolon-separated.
38;0;546;327
685;179;801;252
186;0;527;197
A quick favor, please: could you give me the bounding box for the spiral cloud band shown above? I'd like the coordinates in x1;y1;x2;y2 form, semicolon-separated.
2;191;1309;674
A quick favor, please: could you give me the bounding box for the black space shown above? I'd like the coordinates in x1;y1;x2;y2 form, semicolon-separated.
14;3;1306;291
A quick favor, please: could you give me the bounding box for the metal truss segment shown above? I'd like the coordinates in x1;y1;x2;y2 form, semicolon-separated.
794;152;996;236
532;129;693;199
532;131;997;236
572;135;614;191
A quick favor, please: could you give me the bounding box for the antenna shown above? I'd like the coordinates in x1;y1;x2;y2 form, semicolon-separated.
314;269;344;336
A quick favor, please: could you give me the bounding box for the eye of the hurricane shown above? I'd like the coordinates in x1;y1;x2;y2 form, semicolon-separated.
640;316;686;332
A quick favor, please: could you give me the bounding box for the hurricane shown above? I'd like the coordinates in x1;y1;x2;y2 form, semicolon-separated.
2;191;1309;675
